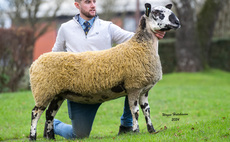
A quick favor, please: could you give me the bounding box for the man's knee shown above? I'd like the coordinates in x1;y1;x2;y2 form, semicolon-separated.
53;119;76;139
74;130;90;139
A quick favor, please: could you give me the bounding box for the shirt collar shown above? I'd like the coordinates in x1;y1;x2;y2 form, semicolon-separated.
77;15;96;27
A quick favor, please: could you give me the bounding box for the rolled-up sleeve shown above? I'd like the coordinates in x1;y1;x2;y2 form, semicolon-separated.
52;25;67;52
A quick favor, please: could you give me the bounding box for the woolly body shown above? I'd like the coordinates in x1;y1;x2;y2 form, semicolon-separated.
30;26;162;106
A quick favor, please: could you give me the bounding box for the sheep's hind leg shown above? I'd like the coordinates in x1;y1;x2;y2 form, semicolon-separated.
139;91;156;133
29;106;46;141
43;96;65;139
128;89;141;133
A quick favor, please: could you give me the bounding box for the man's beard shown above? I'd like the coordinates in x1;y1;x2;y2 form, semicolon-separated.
82;8;96;19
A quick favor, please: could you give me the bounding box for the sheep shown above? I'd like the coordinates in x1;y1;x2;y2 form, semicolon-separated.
29;3;180;140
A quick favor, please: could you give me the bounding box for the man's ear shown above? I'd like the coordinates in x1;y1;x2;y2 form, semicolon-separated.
74;2;80;9
165;4;172;9
145;3;151;17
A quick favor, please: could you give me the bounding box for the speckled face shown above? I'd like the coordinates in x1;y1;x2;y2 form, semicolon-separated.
148;5;180;31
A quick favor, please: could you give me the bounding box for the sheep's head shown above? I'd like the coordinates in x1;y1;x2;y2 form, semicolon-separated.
144;3;180;32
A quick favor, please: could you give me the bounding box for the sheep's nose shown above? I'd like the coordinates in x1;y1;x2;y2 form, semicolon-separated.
175;19;180;25
169;13;181;28
169;14;177;24
175;20;181;28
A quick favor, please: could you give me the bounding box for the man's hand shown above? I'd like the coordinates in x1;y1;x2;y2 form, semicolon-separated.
154;30;166;40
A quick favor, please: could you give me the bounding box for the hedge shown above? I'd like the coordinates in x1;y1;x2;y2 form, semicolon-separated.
159;38;230;73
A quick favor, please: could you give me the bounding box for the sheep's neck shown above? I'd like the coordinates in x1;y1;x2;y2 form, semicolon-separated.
133;28;159;56
150;32;159;56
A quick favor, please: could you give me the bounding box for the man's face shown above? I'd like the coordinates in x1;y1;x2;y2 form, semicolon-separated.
75;0;96;20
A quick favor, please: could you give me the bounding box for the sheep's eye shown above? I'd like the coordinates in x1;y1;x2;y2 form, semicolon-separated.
152;10;165;20
152;10;160;16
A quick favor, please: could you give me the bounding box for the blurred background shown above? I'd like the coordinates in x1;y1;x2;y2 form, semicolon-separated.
0;0;229;93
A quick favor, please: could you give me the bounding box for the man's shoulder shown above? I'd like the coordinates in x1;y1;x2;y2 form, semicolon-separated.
96;18;112;26
61;19;76;27
62;19;76;25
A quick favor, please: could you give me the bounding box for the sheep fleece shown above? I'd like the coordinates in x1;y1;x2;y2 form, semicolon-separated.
30;37;162;106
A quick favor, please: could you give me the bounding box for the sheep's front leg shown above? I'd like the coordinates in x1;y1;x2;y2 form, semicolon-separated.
140;92;155;133
127;89;141;132
43;96;64;139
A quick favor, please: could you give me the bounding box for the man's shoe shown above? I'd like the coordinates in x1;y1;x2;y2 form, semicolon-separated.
118;125;133;135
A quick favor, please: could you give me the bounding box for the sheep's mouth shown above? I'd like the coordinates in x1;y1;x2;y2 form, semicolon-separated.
160;24;180;31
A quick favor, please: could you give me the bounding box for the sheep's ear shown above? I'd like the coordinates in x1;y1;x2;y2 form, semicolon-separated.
145;3;151;17
165;4;172;9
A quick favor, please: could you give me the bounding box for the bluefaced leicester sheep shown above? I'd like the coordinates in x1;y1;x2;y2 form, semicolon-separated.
29;3;180;140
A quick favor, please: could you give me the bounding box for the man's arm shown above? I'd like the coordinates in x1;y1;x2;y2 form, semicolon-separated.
52;25;67;52
109;23;135;44
109;23;165;44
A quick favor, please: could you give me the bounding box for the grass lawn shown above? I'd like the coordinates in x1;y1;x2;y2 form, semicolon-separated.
0;69;230;141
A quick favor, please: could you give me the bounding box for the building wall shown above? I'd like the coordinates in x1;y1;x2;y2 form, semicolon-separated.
33;24;57;61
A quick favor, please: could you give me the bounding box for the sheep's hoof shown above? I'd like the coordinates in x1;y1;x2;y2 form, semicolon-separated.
29;135;36;141
147;124;156;133
133;125;140;133
133;129;140;133
44;131;55;140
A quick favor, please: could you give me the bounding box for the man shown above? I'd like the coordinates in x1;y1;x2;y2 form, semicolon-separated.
52;0;165;139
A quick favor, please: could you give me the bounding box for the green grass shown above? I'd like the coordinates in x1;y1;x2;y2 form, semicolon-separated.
0;69;230;141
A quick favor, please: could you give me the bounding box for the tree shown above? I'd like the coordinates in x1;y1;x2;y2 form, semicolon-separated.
99;0;117;20
6;0;63;63
197;0;228;69
172;0;227;72
0;28;33;92
213;1;230;37
172;0;203;72
0;0;63;92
